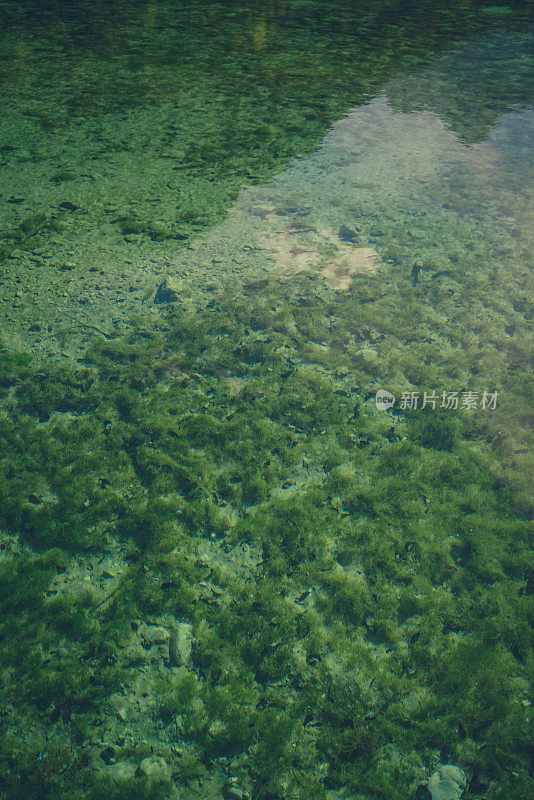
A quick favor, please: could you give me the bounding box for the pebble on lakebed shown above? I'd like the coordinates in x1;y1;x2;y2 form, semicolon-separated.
168;621;193;666
427;765;467;800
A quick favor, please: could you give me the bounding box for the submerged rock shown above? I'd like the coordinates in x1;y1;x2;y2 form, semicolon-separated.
138;623;171;646
99;761;137;782
137;755;171;781
154;276;188;303
338;225;359;242
168;621;193;666
427;765;467;800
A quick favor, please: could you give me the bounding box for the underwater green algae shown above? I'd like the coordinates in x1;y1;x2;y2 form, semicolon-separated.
0;274;533;799
1;0;532;269
1;2;534;798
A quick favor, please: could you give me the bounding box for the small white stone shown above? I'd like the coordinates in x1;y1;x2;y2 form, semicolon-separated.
427;765;467;800
168;622;193;666
208;718;227;736
138;623;171;645
137;755;170;781
100;761;136;782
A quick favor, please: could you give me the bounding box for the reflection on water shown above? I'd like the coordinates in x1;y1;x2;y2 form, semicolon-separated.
0;3;533;800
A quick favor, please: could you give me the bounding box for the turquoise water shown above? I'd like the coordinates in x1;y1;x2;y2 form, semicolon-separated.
0;2;533;799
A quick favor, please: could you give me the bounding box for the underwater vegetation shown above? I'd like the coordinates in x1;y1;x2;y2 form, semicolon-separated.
0;0;533;797
1;0;532;270
0;268;533;799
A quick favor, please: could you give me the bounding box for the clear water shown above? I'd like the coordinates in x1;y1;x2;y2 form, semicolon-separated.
0;2;533;799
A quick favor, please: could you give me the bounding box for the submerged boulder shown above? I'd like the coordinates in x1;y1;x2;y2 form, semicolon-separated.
427;765;467;800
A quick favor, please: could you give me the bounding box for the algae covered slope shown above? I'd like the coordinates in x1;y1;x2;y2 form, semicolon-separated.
0;268;533;799
0;1;533;799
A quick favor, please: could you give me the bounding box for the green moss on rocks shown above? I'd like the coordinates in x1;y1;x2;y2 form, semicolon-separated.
0;271;532;799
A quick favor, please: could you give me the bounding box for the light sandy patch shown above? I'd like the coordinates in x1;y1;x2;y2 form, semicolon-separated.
255;218;381;289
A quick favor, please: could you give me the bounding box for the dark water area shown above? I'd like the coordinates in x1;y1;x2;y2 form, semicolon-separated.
0;2;533;800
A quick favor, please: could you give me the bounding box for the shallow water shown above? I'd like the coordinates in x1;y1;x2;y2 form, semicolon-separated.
0;3;533;799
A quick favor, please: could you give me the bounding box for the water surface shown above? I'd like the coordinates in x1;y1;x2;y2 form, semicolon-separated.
0;3;533;800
